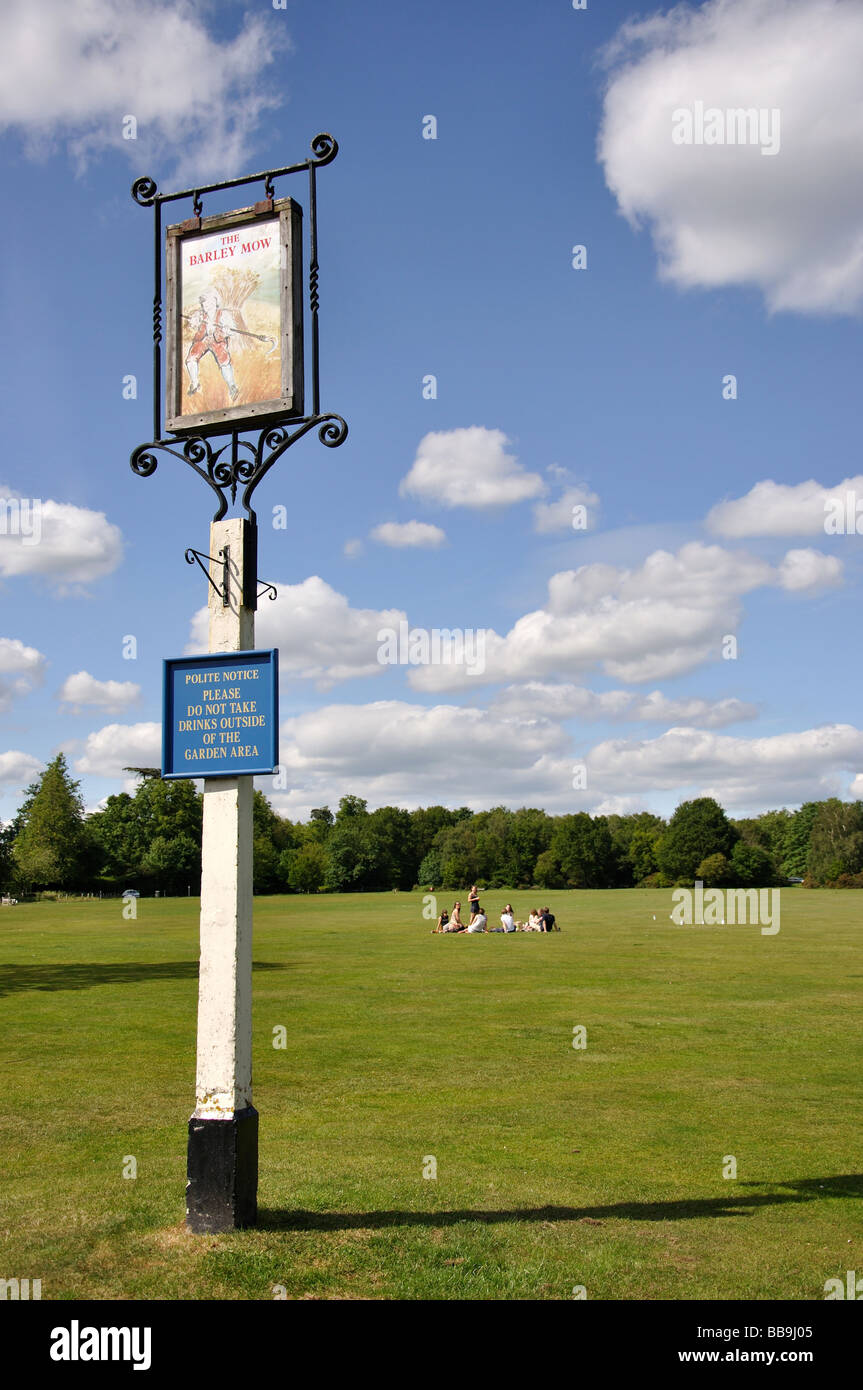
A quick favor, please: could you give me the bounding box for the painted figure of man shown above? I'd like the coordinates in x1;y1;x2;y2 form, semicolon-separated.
185;289;239;402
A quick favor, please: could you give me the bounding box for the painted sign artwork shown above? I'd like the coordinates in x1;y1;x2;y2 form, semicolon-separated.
165;198;303;435
180;220;280;416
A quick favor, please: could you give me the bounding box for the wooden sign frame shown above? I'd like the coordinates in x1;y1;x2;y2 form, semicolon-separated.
165;198;303;437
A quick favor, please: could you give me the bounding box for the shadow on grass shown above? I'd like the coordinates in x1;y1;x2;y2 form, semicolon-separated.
0;961;289;997
259;1175;863;1232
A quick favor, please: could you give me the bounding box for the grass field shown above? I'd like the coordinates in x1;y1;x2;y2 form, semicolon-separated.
1;888;860;1301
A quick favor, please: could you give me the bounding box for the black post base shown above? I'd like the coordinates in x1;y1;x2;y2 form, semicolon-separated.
186;1106;258;1232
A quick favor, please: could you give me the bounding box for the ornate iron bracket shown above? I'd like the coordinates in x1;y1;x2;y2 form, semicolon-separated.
133;413;348;523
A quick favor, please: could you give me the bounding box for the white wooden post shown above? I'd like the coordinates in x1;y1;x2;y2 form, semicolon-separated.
186;516;258;1231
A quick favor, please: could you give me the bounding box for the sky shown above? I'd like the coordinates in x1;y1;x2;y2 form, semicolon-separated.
0;0;861;825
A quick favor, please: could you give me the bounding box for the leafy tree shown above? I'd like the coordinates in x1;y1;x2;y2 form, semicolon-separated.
12;754;89;889
250;790;297;892
806;799;863;884
417;848;442;888
656;798;738;882
367;805;415;889
141;833;200;894
134;776;202;858
534;848;566;889
781;802;821;879
324;797;375;891
308;806;334;841
607;812;666;885
409;805;459;871
431;818;478;889
627;823;664;884
0;821;16;893
729;840;779;887
509;808;553;886
549;813;615;888
335;794;368;822
473;806;517;886
287;841;328;893
15;772;840;901
87;792;140;882
253;834;281;894
733;809;790;862
252;789;279;838
88;775;202;890
694;852;732;887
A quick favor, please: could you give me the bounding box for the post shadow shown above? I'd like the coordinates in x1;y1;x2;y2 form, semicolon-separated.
0;960;288;998
258;1174;863;1232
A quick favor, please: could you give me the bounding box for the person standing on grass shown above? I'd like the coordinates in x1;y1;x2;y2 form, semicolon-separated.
468;884;480;924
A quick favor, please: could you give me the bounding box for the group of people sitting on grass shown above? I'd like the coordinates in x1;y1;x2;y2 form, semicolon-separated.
432;885;558;934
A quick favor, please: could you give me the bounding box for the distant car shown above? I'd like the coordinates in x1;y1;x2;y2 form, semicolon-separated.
122;888;140;897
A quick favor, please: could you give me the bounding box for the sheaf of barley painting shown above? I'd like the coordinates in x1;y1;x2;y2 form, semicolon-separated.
180;220;280;414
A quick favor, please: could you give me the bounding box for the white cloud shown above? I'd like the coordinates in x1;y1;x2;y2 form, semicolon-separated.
533;485;600;534
0;0;285;181
492;682;757;729
706;475;863;537
0;637;44;676
188;575;404;689
343;539;364;559
850;773;863;800
599;0;863;314
0;489;123;589
0;749;43;790
370;521;447;549
630;691;756;727
58;671;141;716
74;723;161;778
261;699;862;819
408;541;822;691
0;637;45;712
776;547;843;593
593;795;650;817
399;428;546;510
272;699;570;818
587;723;863;811
492;683;633;722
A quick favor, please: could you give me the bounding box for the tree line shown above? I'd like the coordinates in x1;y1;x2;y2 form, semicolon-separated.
2;754;863;897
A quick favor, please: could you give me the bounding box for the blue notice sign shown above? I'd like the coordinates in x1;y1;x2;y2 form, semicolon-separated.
162;649;279;779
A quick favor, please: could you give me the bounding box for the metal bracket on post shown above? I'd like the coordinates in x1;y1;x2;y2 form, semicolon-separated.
184;525;268;611
185;546;231;605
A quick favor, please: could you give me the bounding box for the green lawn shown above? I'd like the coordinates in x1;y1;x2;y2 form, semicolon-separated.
1;888;860;1300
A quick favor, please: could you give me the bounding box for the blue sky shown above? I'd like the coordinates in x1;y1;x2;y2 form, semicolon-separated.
0;0;861;823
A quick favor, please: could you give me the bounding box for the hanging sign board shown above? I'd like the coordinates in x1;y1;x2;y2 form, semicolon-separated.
162;649;279;779
165;198;303;436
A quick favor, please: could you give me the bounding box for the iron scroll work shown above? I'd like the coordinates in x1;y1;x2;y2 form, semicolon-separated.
129;133;347;523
